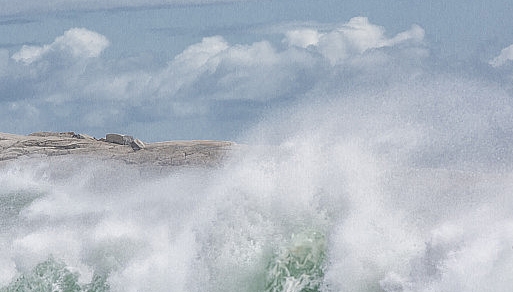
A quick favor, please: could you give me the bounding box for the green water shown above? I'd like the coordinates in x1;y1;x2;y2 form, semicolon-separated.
1;230;327;292
0;258;109;292
265;231;326;292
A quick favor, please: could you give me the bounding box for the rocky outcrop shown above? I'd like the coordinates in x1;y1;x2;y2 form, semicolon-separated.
0;132;233;167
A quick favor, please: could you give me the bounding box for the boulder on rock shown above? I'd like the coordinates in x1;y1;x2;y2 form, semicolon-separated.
131;139;145;151
105;134;134;145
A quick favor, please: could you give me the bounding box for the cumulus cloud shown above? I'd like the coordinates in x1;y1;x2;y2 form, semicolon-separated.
0;18;432;141
149;17;426;104
489;43;513;67
386;24;425;46
12;28;109;64
152;36;229;98
284;29;321;48
283;17;425;65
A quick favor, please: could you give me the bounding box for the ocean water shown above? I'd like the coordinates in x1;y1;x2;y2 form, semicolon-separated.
2;76;513;292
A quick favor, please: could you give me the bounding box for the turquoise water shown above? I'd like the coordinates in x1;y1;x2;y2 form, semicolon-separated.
1;258;108;292
1;231;326;292
265;231;326;292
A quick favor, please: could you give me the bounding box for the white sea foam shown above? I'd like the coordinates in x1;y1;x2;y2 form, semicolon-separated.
2;79;513;291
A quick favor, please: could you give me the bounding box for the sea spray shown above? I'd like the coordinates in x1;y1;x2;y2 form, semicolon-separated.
2;73;513;291
0;191;43;231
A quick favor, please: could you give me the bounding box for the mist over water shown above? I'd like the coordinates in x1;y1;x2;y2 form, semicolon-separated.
2;17;513;292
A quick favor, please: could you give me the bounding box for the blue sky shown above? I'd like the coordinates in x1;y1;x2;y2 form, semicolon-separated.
1;0;513;142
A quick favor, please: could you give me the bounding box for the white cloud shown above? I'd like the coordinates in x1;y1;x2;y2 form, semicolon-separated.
153;38;323;102
386;24;425;46
337;16;388;52
151;36;229;100
209;41;303;101
11;46;46;64
150;18;426;103
0;18;432;140
323;17;424;64
54;28;110;58
172;36;229;71
284;29;321;48
219;41;279;67
12;28;109;64
489;44;513;67
284;17;425;65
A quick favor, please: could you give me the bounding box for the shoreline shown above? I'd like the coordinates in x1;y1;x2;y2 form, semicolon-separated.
0;132;234;167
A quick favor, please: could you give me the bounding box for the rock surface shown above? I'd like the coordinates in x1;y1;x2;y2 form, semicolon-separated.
105;133;134;145
130;138;145;151
0;132;234;166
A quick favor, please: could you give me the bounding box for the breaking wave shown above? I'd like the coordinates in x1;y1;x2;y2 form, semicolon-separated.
2;26;513;292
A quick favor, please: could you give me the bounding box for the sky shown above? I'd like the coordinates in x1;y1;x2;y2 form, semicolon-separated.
1;0;513;142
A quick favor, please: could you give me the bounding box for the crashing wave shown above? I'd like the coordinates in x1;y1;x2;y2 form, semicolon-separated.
1;257;109;292
265;230;326;292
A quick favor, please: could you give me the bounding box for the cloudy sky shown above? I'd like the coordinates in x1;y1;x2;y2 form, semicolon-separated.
1;0;513;142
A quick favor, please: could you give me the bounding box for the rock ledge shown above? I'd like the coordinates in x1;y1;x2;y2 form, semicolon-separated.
0;132;233;166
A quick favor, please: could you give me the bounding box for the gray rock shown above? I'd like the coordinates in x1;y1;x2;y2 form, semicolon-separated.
106;134;134;145
76;133;95;140
130;139;145;151
29;132;77;138
0;132;234;167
